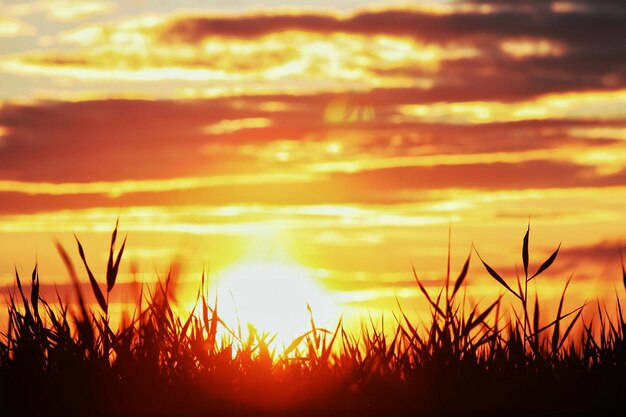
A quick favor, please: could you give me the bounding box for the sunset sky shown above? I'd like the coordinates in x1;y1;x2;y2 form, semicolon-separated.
1;0;625;337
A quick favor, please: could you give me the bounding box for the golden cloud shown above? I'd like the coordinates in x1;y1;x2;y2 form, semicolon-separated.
6;0;115;22
2;29;471;94
0;16;36;38
399;90;626;124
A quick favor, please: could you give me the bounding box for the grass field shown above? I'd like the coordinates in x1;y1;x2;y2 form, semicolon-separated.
1;224;624;416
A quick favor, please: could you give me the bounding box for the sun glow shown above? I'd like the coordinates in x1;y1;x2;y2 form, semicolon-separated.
213;241;339;346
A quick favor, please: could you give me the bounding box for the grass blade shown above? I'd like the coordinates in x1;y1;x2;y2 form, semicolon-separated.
31;264;39;320
533;293;540;351
14;267;32;320
107;235;126;293
528;303;587;339
619;249;626;289
552;272;573;354
54;241;90;321
283;331;311;358
451;251;471;298
558;307;584;351
529;243;561;281
463;297;501;337
74;234;108;314
412;265;445;317
106;220;118;293
474;247;520;300
523;223;530;280
208;296;219;354
445;224;451;299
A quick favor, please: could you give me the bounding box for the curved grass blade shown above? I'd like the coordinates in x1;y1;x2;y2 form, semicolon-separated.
558;307;584;351
463;296;501;337
107;235;126;293
527;303;587;340
619;249;626;289
106;220;125;293
474;247;520;300
31;265;39;319
321;317;343;363
523;223;530;280
532;293;540;351
208;296;219;354
412;265;445;316
106;222;116;292
445;224;451;297
529;243;561;281
451;251;471;298
55;241;89;320
282;331;312;358
74;235;108;314
179;304;197;343
14;268;32;320
552;272;573;353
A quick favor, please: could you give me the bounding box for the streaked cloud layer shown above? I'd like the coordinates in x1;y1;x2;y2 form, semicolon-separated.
0;0;625;315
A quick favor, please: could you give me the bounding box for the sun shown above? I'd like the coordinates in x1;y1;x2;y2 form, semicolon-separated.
213;241;339;346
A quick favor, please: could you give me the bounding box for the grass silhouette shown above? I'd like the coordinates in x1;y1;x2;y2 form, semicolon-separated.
1;223;624;416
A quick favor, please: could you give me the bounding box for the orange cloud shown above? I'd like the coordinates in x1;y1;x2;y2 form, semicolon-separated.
1;97;624;191
399;90;626;124
202;118;273;135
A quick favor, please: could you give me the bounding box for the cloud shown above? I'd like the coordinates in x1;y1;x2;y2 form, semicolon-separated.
0;96;624;196
327;160;625;193
0;160;623;214
560;239;625;265
0;98;270;182
0;16;36;38
202;118;273;135
2;3;624;101
398;90;626;124
554;239;626;280
5;0;115;22
2;28;458;92
156;4;626;44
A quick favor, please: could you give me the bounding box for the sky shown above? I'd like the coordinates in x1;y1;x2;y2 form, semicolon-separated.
0;0;625;337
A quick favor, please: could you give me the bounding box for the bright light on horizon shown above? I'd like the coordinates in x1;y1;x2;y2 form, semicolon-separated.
210;234;340;346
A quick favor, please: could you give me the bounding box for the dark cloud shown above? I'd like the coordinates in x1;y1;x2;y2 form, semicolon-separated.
555;239;626;279
1;97;625;191
466;0;626;12
0;99;269;182
5;1;624;106
560;240;625;265
159;5;626;45
381;52;626;102
153;4;626;99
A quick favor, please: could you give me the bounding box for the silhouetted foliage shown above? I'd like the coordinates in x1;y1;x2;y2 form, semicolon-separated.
0;224;624;416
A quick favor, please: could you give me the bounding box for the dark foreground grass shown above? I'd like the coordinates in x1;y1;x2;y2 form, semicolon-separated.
1;224;624;417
